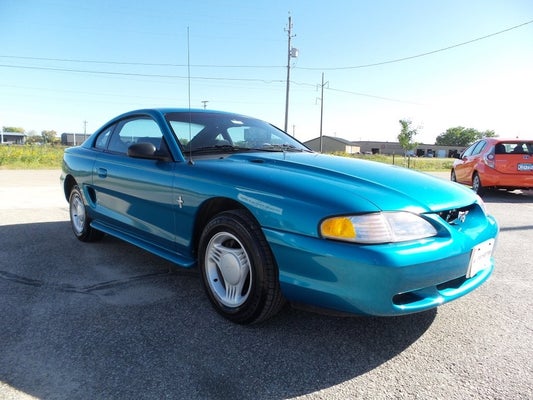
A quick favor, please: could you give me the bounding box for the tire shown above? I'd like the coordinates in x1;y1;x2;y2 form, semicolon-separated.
471;173;485;195
450;169;457;182
69;185;104;242
198;209;285;324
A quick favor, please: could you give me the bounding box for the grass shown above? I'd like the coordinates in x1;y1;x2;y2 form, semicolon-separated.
0;145;65;169
0;145;453;172
332;152;454;172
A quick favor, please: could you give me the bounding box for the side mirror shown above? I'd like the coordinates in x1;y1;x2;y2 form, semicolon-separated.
128;142;170;161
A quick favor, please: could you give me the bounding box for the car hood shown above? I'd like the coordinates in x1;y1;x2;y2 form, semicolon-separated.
221;152;477;214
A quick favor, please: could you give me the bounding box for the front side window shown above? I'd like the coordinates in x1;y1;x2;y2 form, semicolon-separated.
94;126;114;150
461;142;478;158
106;117;163;154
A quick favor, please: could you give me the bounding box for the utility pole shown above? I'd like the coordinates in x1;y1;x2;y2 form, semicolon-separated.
201;100;209;109
76;120;87;146
318;72;328;153
284;15;297;133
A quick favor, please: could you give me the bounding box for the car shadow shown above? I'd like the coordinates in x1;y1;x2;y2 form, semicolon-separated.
481;188;533;204
0;221;436;400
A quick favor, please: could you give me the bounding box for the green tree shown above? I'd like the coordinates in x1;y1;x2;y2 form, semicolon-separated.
2;126;25;133
41;130;57;145
397;119;419;155
26;135;43;145
435;127;497;147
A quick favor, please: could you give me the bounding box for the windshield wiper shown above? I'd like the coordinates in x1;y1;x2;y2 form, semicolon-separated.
258;144;305;152
189;143;308;154
189;144;252;154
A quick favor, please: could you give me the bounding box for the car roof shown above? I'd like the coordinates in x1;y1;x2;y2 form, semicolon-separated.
123;108;251;118
486;138;533;143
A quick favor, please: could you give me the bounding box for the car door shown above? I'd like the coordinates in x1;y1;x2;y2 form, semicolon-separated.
92;116;177;250
455;140;486;184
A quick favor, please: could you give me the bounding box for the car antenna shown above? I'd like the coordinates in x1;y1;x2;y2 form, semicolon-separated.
187;26;194;165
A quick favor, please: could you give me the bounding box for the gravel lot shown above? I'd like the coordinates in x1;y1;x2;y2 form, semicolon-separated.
0;169;531;400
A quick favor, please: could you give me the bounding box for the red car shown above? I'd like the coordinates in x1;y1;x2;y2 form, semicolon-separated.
452;138;533;194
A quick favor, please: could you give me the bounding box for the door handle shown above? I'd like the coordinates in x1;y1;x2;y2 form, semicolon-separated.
97;167;107;178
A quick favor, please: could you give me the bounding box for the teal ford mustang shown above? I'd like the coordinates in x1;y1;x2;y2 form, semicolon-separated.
61;108;498;324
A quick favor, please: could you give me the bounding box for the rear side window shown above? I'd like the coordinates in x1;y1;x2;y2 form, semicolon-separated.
471;140;486;155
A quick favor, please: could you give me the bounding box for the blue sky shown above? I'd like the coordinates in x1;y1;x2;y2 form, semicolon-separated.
1;0;532;144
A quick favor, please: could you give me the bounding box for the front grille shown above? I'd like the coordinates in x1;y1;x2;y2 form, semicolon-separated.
437;204;475;225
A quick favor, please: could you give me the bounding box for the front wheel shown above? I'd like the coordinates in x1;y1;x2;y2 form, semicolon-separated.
69;185;104;242
198;210;285;324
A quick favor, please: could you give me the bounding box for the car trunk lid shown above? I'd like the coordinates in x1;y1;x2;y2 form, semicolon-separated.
493;142;533;174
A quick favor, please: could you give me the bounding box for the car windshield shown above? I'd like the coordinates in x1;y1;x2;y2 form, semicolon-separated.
165;111;310;154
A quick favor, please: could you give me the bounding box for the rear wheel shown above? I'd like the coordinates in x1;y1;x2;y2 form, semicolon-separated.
472;173;485;195
198;209;285;324
69;185;104;242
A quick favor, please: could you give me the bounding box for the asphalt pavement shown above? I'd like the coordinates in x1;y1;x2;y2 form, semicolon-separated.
0;169;531;399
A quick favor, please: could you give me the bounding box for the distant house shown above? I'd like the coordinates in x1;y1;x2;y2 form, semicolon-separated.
304;136;361;154
61;133;91;146
304;135;464;158
0;131;26;145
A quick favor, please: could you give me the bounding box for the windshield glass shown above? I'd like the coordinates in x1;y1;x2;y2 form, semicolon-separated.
165;111;310;154
494;141;533;155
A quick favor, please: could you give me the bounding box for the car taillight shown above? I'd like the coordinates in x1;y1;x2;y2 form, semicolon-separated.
484;153;495;168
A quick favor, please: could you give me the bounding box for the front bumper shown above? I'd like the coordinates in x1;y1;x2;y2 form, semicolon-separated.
264;213;498;316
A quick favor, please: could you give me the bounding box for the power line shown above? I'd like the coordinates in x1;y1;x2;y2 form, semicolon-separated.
1;18;529;109
289;81;422;104
326;87;424;105
0;63;285;84
0;18;530;72
0;55;282;69
295;19;533;71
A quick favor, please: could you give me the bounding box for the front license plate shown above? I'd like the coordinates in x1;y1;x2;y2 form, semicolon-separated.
467;239;495;278
518;163;533;171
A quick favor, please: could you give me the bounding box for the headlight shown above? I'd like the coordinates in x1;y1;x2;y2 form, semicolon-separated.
320;212;437;244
